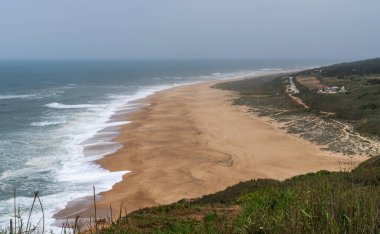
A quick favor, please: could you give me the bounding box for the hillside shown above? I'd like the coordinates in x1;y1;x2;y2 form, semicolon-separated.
215;59;380;157
100;156;380;233
306;58;380;77
296;58;380;136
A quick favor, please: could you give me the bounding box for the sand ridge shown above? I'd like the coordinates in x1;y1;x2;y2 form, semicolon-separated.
55;77;364;219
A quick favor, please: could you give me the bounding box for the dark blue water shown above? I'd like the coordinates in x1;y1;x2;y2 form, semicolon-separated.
0;59;333;231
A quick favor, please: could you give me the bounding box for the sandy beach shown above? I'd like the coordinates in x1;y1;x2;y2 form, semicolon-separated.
55;75;364;220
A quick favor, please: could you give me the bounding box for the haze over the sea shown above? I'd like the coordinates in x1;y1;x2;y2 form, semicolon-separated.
0;0;379;61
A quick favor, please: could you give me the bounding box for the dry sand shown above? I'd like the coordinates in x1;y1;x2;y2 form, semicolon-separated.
55;76;364;220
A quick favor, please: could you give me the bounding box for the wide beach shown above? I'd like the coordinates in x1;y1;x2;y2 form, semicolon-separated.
55;74;364;220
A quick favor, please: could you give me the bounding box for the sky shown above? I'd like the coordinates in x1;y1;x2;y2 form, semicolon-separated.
0;0;379;60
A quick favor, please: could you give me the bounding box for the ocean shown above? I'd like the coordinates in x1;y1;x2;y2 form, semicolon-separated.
0;59;333;231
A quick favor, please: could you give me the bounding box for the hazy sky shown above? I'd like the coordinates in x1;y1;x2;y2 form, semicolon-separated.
0;0;379;60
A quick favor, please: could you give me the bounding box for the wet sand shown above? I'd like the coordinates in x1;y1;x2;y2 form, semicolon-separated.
55;75;364;220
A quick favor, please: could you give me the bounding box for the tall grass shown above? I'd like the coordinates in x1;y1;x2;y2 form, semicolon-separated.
236;171;380;233
0;187;127;234
0;190;45;234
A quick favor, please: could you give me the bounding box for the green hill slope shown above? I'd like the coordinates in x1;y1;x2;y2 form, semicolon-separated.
296;58;380;136
100;156;380;234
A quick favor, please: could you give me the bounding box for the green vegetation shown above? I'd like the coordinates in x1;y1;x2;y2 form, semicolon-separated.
98;156;380;233
314;58;380;77
214;74;304;114
296;58;380;136
217;58;380;138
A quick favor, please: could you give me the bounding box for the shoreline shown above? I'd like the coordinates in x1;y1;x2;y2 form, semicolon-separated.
54;73;365;221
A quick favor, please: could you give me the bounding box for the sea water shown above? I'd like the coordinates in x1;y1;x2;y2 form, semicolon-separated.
0;59;334;232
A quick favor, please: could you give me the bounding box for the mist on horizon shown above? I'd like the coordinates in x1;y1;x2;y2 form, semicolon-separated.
0;0;379;61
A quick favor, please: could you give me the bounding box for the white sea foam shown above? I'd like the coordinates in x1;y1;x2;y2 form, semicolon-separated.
0;88;67;100
0;168;33;180
0;84;180;232
44;102;102;109
260;68;284;71
25;156;59;167
31;120;67;127
80;131;119;145
44;85;173;230
212;72;221;76
82;142;123;159
0;94;38;100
